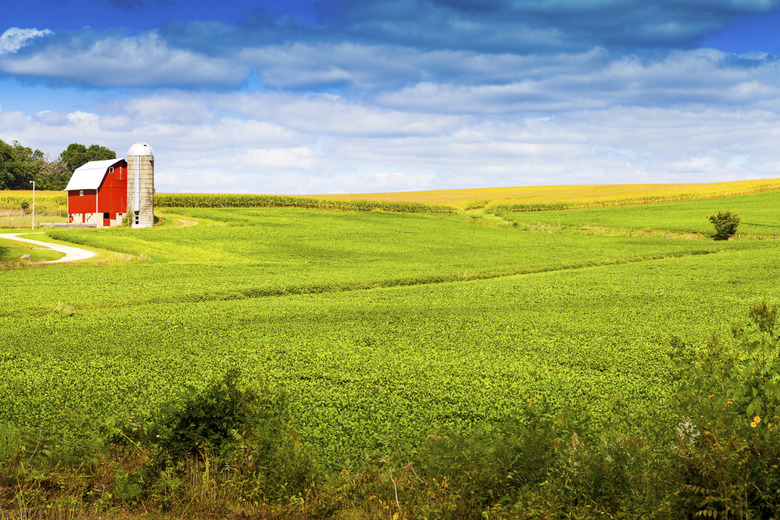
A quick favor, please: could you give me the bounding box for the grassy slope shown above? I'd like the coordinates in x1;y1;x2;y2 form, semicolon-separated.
499;189;780;236
4;248;776;466
3;206;771;315
1;190;779;468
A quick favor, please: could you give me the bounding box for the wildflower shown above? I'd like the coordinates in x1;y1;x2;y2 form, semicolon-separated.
751;416;762;428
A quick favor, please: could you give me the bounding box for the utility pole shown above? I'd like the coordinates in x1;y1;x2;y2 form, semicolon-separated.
30;181;35;229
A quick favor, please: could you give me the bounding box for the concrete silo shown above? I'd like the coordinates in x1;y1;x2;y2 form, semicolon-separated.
126;143;154;228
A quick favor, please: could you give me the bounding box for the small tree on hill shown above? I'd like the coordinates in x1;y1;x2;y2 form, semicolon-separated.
708;209;740;240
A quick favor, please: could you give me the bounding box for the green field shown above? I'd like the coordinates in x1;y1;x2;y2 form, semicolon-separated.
2;194;778;456
1;189;780;517
497;189;780;236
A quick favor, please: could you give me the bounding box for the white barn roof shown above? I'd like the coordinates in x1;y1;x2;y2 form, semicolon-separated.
64;159;125;191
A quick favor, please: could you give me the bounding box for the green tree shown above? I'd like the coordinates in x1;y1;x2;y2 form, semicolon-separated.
707;209;740;240
52;143;116;189
1;139;117;190
36;158;73;190
59;143;88;174
59;143;116;175
0;139;45;189
0;140;15;189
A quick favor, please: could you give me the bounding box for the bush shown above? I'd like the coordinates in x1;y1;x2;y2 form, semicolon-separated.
671;300;780;517
707;209;740;240
121;368;316;504
416;411;564;516
155;368;277;458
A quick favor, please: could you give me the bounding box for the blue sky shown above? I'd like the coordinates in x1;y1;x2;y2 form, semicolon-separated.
2;0;780;194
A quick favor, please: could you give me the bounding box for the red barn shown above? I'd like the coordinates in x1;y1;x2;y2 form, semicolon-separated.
64;159;128;227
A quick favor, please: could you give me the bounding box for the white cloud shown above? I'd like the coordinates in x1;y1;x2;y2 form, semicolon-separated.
34;110;68;126
240;147;314;170
0;27;52;56
213;91;467;137
0;32;246;87
3;44;780;194
237;43;610;90
377;49;780;115
4;88;778;194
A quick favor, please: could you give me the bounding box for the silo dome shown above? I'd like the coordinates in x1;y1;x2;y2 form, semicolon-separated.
128;142;154;156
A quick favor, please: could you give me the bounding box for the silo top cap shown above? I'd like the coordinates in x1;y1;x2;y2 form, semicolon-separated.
128;142;154;156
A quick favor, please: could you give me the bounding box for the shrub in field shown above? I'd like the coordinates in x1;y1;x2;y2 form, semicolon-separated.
125;368;316;504
707;209;740;240
671;300;780;518
153;368;273;458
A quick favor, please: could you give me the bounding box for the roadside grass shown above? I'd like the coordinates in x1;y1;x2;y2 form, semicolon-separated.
0;237;65;264
0;233;139;268
1;190;69;229
0;214;69;230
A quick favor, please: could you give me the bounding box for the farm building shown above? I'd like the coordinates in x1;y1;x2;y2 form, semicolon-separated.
127;142;155;228
64;158;128;227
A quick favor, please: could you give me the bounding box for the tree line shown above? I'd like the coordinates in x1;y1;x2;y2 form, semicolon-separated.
0;139;116;191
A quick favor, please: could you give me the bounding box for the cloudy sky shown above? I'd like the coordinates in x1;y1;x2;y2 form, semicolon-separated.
2;0;780;194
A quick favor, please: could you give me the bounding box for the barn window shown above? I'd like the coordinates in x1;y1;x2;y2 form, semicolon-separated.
104;213;110;219
79;190;84;196
108;167;114;173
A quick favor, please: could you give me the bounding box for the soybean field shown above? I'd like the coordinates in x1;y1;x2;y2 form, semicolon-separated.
2;189;780;468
